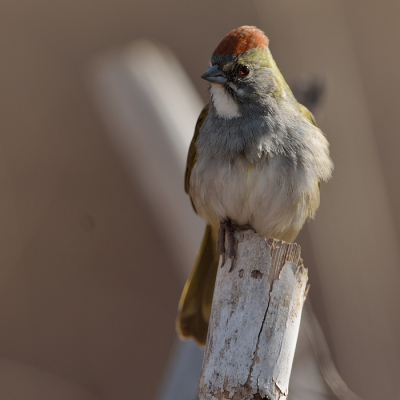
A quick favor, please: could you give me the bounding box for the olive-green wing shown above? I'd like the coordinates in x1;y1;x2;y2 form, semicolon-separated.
299;102;321;192
185;103;209;196
298;103;317;127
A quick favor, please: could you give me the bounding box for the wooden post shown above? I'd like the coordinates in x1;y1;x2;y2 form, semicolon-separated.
199;230;308;400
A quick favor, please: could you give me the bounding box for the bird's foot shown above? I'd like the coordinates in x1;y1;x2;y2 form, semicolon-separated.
218;220;255;271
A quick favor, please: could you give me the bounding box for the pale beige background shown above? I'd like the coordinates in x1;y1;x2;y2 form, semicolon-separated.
1;1;400;399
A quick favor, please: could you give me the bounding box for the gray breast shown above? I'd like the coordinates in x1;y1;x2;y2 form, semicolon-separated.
190;101;333;241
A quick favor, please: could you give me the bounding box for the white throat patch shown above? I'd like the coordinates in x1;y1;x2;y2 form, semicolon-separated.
210;83;241;119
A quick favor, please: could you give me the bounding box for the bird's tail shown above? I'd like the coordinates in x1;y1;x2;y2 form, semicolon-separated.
176;224;219;346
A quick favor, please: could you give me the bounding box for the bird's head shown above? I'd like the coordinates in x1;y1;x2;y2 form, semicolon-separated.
202;26;292;119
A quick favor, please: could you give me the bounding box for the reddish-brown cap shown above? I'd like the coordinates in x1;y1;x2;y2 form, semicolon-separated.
213;26;269;57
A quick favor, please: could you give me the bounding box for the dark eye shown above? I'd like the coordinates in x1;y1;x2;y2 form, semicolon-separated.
238;65;250;76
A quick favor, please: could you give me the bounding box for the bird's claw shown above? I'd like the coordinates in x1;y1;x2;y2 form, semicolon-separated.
218;220;254;271
228;256;235;272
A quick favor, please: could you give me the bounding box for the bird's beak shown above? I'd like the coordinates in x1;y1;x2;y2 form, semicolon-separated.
201;65;227;84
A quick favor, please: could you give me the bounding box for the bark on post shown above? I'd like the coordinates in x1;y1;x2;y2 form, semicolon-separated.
199;230;308;400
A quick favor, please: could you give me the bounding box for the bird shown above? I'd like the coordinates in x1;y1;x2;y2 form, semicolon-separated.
177;26;333;346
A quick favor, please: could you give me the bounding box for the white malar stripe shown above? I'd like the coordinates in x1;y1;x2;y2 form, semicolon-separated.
210;83;241;119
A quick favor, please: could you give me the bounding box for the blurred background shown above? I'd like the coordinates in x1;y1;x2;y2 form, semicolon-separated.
1;0;400;399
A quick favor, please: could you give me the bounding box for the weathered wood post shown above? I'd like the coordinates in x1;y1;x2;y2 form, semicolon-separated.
199;229;308;400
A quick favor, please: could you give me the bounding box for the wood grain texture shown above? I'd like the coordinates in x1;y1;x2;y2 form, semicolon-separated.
199;230;308;400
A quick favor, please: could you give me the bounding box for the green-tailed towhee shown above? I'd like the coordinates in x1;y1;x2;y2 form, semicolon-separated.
177;26;333;346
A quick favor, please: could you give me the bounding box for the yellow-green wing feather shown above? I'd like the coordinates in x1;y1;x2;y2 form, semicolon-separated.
185;103;209;195
298;102;321;192
298;103;317;127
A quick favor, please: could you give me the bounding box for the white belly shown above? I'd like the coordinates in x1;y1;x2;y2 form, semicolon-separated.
189;154;320;242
